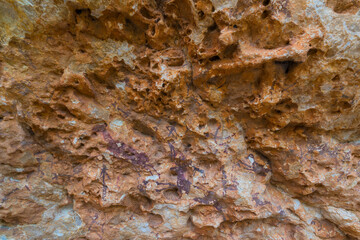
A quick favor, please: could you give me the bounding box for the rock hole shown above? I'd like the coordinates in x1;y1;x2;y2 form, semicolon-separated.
106;85;115;90
125;18;139;32
332;75;340;81
263;0;271;6
187;216;195;228
132;120;155;137
347;175;355;181
339;101;352;109
261;10;270;19
150;25;156;36
167;57;184;66
140;196;154;211
125;18;132;25
140;7;154;19
208;23;218;32
330;1;360;14
307;48;318;56
75;8;91;16
164;188;181;201
24;125;35;136
208;118;218;128
152;63;159;69
148;214;163;228
252;76;261;90
170;168;178;175
209;55;221;62
198;11;205;19
325;167;332;171
275;61;299;74
284;104;292;110
75;9;83;14
223;44;238;58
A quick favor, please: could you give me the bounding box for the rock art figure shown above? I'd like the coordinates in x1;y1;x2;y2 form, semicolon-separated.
1;0;360;239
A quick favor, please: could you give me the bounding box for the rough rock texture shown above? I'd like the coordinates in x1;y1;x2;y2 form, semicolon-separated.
1;0;360;239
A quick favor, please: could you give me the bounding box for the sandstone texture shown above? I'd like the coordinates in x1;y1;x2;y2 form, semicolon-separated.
1;0;360;239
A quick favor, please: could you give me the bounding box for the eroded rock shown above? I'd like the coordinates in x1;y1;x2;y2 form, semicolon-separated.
1;0;360;239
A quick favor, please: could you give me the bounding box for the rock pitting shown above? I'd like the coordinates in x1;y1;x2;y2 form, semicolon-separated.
1;0;360;239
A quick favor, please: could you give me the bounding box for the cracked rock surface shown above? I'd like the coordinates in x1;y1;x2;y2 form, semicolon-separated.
1;0;360;239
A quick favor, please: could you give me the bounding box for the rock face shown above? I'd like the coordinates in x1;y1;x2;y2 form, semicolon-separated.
1;0;360;239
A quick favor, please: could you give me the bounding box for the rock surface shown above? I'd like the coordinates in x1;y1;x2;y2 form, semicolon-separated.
1;0;360;239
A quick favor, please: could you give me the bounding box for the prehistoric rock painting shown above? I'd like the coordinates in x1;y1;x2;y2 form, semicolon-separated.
1;0;360;239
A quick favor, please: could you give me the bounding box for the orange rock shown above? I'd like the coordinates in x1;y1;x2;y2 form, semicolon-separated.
1;0;360;239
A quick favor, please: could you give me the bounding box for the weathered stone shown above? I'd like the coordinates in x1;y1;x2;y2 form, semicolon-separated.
1;0;360;239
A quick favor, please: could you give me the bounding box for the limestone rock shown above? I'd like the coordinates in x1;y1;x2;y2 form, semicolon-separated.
1;0;360;239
